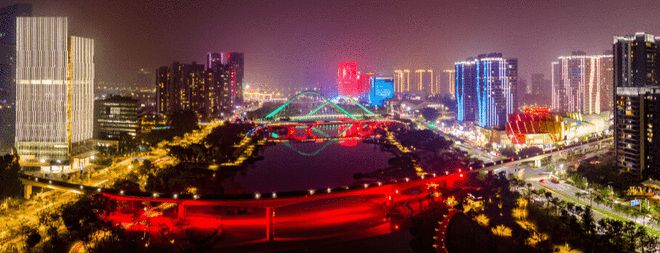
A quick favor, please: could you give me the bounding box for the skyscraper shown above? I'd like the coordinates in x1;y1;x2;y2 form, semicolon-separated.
613;32;660;179
441;69;456;97
393;69;410;95
413;69;434;95
456;53;518;128
551;52;613;114
208;52;244;105
15;17;95;172
157;58;238;119
455;59;477;122
0;4;31;152
94;95;139;152
475;53;518;128
338;61;359;97
368;76;394;107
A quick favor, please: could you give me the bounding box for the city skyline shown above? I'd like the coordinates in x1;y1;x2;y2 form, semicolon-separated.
2;0;658;89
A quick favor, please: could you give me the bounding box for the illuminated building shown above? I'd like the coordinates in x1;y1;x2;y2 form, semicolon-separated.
337;61;359;97
413;69;434;95
94;96;139;152
15;17;95;172
505;106;564;145
476;53;518;129
156;62;206;116
0;4;31;152
368;76;394;106
139;113;168;134
455;59;477;122
157;59;238;119
393;69;411;95
208;52;244;105
358;71;373;101
551;51;613;114
456;53;518;129
441;69;456;96
613;32;660;179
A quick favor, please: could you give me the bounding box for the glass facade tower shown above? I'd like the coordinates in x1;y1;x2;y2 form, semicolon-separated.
15;17;94;172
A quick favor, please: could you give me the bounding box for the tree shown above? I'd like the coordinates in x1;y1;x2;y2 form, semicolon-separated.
419;107;439;122
500;147;516;158
25;228;41;248
169;110;199;137
0;154;21;199
518;146;543;157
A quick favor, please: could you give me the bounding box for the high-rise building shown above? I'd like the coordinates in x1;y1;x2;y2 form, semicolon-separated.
157;59;238;119
600;52;614;112
94;95;139;152
368;76;394;107
412;69;434;95
456;53;518;129
156;62;206;116
441;69;456;97
530;73;551;106
475;53;518;128
0;4;31;152
15;17;95;172
338;61;359;97
613;32;660;179
551;52;613;114
393;69;410;95
207;52;244;105
455;60;477;122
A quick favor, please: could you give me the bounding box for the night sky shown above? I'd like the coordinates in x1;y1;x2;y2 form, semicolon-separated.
3;0;660;88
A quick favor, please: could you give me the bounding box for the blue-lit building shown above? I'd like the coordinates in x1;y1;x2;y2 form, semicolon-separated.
455;59;477;122
455;53;518;129
368;76;394;106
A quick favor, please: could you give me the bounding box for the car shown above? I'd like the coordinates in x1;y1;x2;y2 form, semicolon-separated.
539;179;545;183
551;178;560;184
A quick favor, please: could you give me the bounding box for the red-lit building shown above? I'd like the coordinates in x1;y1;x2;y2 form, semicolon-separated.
338;61;370;97
505;106;564;145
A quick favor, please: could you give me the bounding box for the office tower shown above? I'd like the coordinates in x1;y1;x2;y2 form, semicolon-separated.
357;71;373;101
393;69;410;95
156;62;205;115
368;76;394;106
15;17;95;172
455;53;518;129
208;52;244;105
455;59;477;122
530;73;551;106
600;52;614;111
551;51;613;114
613;33;660;179
475;53;518;128
157;59;237;119
94;96;139;151
441;69;456;96
338;61;359;97
0;4;31;152
212;63;235;113
412;69;434;95
413;69;433;95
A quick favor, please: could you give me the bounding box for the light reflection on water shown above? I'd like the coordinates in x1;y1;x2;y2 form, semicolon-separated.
223;140;395;193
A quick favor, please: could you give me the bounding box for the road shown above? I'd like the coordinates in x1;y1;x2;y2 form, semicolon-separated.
521;165;660;234
0;121;224;250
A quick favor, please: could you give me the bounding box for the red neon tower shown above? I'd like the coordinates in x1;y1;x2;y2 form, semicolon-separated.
338;61;359;97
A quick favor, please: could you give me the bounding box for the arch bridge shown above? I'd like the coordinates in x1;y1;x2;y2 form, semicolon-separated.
263;91;378;121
